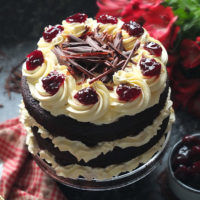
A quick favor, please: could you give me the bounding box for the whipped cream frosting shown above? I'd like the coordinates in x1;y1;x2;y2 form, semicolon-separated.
22;17;168;125
20;89;175;163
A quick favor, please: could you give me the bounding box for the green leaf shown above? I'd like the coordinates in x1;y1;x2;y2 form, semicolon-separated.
163;0;200;39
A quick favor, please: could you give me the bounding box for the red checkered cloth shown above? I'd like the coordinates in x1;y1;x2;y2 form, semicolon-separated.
0;118;67;200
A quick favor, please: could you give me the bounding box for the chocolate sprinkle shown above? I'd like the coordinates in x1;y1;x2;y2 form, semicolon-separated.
53;28;139;84
5;59;24;98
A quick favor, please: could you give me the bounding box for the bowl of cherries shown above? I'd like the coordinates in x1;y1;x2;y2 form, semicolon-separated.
168;133;200;200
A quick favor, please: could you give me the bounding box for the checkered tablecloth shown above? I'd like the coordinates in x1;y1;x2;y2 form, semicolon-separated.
0;117;66;200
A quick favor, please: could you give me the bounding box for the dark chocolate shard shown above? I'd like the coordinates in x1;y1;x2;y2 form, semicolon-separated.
67;46;96;53
113;32;123;51
85;36;103;51
89;63;100;72
107;42;127;60
62;42;89;48
122;40;140;70
89;68;115;84
68;59;95;78
67;35;87;43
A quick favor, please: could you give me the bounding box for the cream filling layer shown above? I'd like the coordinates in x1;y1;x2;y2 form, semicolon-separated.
26;129;168;180
20;89;174;163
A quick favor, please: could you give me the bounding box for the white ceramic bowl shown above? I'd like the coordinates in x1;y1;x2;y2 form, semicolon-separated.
168;133;200;200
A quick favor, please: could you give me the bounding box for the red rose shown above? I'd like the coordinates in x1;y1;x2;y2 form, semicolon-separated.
167;52;179;78
180;39;200;69
121;0;161;23
196;36;200;44
96;0;129;17
128;0;161;9
121;4;179;49
142;5;178;49
189;93;200;118
171;67;200;109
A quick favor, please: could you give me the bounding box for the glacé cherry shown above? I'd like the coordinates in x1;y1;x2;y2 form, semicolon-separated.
74;87;98;105
96;14;118;24
66;13;88;23
140;58;161;77
122;21;144;37
43;25;64;42
116;84;141;102
26;50;44;71
144;42;162;57
42;71;65;95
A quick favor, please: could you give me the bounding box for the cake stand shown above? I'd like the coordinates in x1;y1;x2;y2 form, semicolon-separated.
33;130;171;191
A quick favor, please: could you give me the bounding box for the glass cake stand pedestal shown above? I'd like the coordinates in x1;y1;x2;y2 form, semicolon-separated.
33;131;171;191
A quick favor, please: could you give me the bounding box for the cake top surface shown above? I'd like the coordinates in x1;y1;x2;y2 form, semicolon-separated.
22;13;168;125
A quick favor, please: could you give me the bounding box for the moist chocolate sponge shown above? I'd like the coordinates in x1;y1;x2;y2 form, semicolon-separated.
32;117;169;168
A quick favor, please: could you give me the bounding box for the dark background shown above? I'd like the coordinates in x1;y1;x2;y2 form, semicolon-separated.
0;0;98;44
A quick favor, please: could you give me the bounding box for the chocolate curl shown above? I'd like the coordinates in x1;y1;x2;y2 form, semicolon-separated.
68;59;95;78
122;40;140;70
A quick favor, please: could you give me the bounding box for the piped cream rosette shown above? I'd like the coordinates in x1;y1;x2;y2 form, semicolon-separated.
122;28;149;51
141;37;168;65
66;80;110;123
97;19;123;35
22;50;57;84
62;20;87;38
132;51;167;106
29;65;76;115
37;26;64;49
111;70;151;115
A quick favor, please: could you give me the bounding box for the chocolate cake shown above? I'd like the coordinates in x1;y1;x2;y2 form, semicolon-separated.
20;13;175;180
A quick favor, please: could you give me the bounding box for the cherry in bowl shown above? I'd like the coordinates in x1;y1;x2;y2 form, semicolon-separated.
168;133;200;200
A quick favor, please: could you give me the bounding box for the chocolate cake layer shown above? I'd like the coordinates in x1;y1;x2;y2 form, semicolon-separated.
22;77;169;146
32;117;169;168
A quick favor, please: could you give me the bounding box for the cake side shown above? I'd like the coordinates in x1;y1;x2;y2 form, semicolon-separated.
21;76;169;146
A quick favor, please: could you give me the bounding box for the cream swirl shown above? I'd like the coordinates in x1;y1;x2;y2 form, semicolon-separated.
122;29;149;51
31;69;69;115
37;34;64;49
22;50;57;84
22;62;47;84
66;81;110;123
111;70;151;115
62;20;87;38
37;25;64;49
97;19;123;35
142;37;168;65
136;51;167;94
